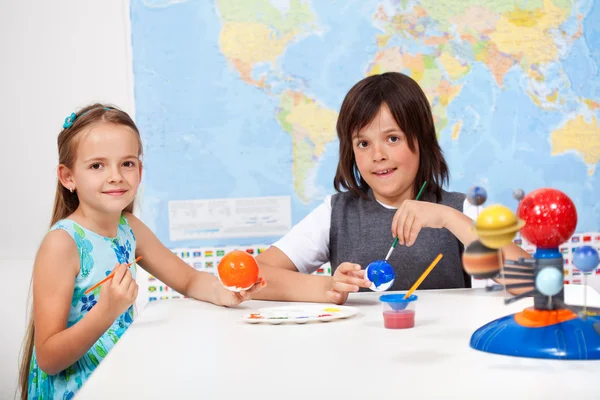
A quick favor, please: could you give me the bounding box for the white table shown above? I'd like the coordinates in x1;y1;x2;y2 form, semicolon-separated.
75;286;600;399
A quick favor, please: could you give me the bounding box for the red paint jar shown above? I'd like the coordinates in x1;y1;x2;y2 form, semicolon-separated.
380;294;417;329
383;310;415;329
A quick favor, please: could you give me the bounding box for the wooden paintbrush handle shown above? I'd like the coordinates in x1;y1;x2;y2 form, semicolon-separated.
84;256;142;294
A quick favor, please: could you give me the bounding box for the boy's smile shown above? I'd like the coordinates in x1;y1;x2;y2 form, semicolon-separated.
372;168;397;178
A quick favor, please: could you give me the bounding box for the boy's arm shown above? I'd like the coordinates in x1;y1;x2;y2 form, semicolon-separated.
442;207;533;293
253;247;332;303
444;206;529;259
33;231;117;375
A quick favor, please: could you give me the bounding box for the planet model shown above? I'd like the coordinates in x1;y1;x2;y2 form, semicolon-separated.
473;204;525;249
365;260;395;291
217;250;259;292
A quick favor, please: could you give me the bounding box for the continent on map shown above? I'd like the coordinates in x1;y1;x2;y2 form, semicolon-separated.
216;0;316;88
489;0;569;67
551;114;600;176
276;90;338;203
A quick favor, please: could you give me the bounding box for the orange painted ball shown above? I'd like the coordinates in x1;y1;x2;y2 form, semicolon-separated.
217;250;260;292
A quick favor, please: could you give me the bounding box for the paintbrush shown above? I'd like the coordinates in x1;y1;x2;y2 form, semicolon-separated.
84;256;142;294
384;181;428;261
404;253;443;299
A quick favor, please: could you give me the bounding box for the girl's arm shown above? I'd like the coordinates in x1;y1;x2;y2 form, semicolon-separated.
253;247;332;302
251;198;339;302
126;213;245;304
33;231;125;375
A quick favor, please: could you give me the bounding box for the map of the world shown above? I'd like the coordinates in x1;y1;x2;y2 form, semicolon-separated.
130;0;600;249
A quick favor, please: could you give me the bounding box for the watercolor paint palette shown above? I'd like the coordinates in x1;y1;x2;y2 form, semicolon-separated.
241;305;359;324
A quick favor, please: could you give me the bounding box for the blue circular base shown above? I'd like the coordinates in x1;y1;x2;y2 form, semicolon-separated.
470;314;600;360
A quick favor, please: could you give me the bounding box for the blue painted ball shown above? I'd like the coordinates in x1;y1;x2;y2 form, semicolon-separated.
573;245;600;273
365;260;395;292
535;267;563;297
467;186;487;206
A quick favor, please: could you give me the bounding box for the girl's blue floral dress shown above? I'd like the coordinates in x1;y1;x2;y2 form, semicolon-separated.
28;215;137;399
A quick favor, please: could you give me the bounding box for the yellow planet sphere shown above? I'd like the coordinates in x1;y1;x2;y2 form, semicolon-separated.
475;205;518;230
473;204;525;249
478;231;517;249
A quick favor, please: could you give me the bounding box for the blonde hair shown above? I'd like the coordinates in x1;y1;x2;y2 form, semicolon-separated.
18;104;143;399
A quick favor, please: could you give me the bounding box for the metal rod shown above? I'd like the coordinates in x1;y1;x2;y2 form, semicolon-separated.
504;282;534;289
504;289;537;305
498;274;535;280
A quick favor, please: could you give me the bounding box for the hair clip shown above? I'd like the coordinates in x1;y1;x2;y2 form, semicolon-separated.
63;112;77;129
63;107;112;129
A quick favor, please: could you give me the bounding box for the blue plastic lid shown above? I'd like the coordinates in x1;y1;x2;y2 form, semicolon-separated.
534;248;562;259
379;294;417;303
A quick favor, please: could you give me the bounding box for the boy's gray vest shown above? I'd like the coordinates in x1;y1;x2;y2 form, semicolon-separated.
330;189;470;291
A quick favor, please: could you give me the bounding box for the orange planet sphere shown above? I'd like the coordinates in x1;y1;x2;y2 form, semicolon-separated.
462;240;503;279
217;250;259;292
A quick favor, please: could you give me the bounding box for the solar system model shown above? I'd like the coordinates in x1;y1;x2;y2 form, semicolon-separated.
462;186;600;360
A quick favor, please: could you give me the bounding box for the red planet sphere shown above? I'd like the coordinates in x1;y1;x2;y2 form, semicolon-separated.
517;188;577;249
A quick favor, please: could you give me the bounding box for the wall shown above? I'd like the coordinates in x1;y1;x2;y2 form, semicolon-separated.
0;1;134;398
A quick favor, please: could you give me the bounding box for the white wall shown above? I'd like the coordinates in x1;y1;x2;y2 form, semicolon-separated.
0;1;134;398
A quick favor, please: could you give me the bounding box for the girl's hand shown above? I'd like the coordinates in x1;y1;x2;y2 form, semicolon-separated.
211;277;267;307
391;200;450;246
326;262;371;305
98;263;139;320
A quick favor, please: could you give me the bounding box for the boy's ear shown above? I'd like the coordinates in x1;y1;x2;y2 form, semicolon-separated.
57;164;75;191
139;160;143;181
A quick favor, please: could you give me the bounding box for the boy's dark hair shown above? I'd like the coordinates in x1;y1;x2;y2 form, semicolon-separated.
333;72;449;202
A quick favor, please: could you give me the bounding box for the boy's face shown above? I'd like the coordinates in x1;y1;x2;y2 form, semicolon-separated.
62;123;142;216
352;104;419;207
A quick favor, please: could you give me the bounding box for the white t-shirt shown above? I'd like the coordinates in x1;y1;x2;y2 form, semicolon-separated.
273;194;480;274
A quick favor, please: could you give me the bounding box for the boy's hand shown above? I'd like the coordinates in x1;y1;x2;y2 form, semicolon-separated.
326;262;371;305
391;201;450;247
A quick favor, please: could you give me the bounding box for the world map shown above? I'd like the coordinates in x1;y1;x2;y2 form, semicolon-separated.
130;0;600;249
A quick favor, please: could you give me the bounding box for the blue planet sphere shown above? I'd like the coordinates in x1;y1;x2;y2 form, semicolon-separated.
573;246;600;273
535;267;563;296
365;260;395;292
467;186;487;206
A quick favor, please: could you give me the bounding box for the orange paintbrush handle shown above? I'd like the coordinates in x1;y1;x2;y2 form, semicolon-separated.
84;256;142;294
404;253;443;299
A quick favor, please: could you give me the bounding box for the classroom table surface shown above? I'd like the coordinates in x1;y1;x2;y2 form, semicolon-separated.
75;285;600;399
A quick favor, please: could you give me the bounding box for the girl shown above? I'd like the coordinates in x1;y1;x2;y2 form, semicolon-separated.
19;104;265;399
254;72;525;305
